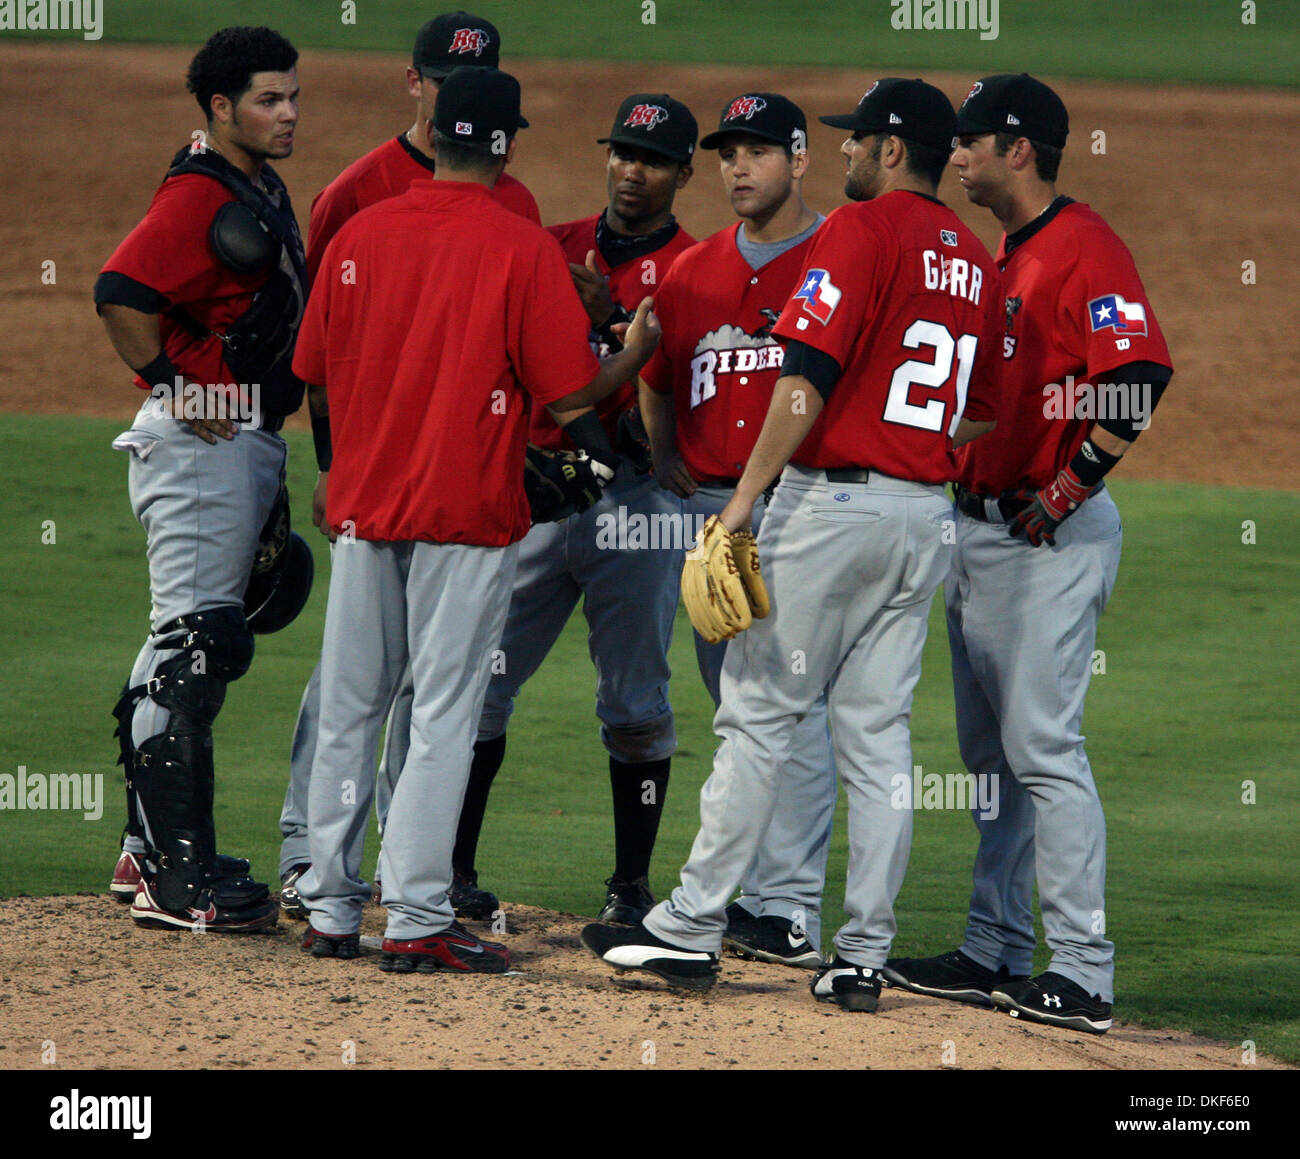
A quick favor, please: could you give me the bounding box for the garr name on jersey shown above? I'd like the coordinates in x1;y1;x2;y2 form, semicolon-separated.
923;249;984;305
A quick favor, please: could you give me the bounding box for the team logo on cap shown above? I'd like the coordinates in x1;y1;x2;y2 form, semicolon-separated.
1088;293;1147;337
448;27;491;56
724;95;767;121
625;103;669;129
793;269;841;325
961;81;983;107
455;121;473;136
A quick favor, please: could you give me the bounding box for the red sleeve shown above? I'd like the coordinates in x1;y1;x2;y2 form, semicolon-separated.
100;175;235;305
305;177;360;287
510;233;601;406
771;209;879;364
962;264;1003;423
639;259;682;395
1069;226;1172;379
495;174;542;225
291;239;334;386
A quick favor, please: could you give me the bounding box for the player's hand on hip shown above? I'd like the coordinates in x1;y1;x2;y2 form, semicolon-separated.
654;447;696;497
569;249;616;327
1007;468;1091;547
312;471;336;542
616;297;661;363
164;385;238;444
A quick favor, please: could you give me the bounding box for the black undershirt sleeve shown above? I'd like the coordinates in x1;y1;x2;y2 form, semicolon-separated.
1092;359;1172;440
93;271;166;314
780;340;841;401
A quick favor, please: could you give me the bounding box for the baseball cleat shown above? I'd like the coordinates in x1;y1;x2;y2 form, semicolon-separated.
581;921;720;993
723;913;822;970
597;874;655;925
279;863;311;920
990;971;1113;1035
112;849;252;902
301;925;361;960
450;867;500;922
378;922;510;974
811;955;883;1012
130;877;278;933
882;948;1030;1007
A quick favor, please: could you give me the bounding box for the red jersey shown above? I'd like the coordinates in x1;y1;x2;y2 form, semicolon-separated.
957;200;1172;495
99;173;280;390
306;134;541;284
642;222;821;480
528;213;695;451
293;180;599;546
772;191;1002;484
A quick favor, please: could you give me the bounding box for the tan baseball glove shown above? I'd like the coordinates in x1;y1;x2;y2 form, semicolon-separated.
681;516;770;643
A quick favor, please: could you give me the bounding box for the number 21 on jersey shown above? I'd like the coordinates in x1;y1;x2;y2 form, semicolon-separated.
883;319;977;438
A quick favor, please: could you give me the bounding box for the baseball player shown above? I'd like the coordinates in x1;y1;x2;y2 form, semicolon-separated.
96;26;306;931
292;68;663;968
276;10;541;921
882;75;1173;1034
582;79;1004;1008
637;92;837;968
420;93;698;927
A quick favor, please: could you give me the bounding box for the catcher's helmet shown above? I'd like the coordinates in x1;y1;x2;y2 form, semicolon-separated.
244;530;314;635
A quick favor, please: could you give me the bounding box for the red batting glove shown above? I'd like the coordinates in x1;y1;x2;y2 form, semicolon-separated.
1008;466;1091;547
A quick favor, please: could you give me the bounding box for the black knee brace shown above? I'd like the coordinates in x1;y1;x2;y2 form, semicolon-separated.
114;606;255;911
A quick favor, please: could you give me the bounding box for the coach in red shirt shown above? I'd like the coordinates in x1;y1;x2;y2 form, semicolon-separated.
291;68;661;974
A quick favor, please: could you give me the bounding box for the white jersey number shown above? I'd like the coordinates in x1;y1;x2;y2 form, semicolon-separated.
883;319;979;437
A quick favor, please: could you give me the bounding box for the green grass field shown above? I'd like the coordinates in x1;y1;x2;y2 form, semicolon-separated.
4;0;1298;87
0;412;1296;1062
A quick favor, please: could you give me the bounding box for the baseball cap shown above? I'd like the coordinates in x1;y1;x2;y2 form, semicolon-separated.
819;78;957;152
598;94;697;162
699;92;808;152
955;74;1069;148
433;68;528;151
413;11;500;80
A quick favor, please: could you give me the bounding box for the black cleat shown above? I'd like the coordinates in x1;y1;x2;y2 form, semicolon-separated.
597;875;655;925
882;948;1030;1008
990;971;1113;1034
811;955;883;1012
581;921;720;993
450;867;500;922
723;913;822;970
301;925;361;959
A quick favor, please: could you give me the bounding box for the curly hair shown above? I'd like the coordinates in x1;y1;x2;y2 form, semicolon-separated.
186;26;298;119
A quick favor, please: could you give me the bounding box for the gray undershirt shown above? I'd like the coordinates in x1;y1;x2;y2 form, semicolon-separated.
735;213;825;271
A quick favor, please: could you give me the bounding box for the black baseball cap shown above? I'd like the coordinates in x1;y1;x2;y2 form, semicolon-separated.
699;92;808;152
955;74;1069;148
413;11;500;80
598;94;697;162
433;67;528;151
819;78;957;152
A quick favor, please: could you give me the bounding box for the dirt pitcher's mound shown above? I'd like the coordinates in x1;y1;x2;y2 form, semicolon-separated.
0;895;1279;1070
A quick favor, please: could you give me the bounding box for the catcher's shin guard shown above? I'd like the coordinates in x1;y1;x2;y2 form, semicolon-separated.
122;607;258;912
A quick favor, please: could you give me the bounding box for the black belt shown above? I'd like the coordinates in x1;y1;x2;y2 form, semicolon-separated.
696;476;740;488
954;482;1104;523
824;467;872;484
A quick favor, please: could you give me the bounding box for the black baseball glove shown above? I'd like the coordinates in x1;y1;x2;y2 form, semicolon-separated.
524;444;616;524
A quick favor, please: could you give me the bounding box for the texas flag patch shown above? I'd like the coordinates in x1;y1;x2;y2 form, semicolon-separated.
793;269;841;324
1088;293;1148;337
